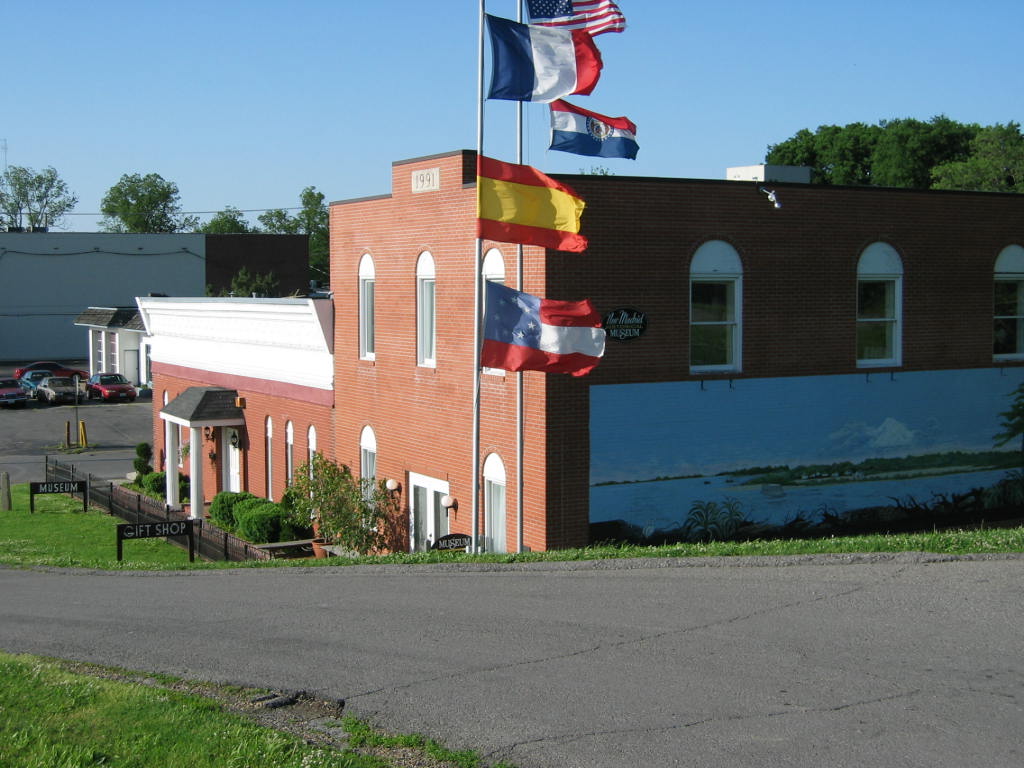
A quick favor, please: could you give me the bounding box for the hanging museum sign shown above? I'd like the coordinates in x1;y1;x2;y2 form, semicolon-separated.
603;308;647;340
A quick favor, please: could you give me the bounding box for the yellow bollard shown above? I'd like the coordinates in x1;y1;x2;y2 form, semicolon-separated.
78;420;88;447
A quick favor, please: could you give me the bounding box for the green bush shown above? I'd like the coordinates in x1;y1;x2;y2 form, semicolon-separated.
208;491;256;532
233;498;285;544
142;471;165;498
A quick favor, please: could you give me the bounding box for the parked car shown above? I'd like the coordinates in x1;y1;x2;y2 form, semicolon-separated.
0;377;28;408
13;361;89;380
19;370;54;400
36;376;80;405
86;372;137;402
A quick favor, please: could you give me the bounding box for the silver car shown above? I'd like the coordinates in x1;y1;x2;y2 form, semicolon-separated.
36;376;79;405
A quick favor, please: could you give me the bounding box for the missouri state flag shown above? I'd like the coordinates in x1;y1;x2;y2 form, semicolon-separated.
477;154;588;253
482;281;606;377
549;100;638;159
486;14;602;103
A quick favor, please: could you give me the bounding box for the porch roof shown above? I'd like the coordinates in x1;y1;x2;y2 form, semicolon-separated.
160;387;245;427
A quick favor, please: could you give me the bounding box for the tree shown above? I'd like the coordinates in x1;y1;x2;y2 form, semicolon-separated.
765;116;979;189
99;172;200;233
259;186;328;283
932;122;1024;193
198;206;255;234
208;265;280;297
0;165;78;229
994;381;1024;455
281;452;400;555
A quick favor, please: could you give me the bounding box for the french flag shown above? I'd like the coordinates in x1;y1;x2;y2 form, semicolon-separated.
482;281;606;377
486;14;603;103
549;100;638;159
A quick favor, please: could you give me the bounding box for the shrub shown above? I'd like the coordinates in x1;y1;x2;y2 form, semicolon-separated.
233;498;286;544
142;471;166;498
208;491;256;532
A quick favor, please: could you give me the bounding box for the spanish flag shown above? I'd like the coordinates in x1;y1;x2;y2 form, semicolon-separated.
477;155;587;253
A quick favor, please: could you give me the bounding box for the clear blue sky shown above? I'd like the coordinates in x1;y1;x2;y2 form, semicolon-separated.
6;0;1022;232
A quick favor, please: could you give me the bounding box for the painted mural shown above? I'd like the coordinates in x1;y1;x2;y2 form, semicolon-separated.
590;368;1024;536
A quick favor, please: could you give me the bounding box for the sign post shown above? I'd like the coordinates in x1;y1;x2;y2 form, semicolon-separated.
116;520;196;562
29;480;87;513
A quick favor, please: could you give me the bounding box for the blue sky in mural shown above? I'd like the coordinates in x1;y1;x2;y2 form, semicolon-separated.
590;369;1024;483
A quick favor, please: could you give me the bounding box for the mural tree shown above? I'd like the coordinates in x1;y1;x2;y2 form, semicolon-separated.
994;382;1024;457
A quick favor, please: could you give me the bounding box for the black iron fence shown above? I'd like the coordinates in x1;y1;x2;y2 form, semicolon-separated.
45;457;270;562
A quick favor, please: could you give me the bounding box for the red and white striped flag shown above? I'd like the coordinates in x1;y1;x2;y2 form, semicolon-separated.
526;1;627;36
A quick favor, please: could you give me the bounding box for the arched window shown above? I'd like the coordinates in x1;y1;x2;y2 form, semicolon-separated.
857;242;903;367
690;240;742;372
417;251;436;366
483;453;507;554
265;417;274;501
359;253;375;360
285;421;294;485
360;426;377;499
994;245;1024;359
482;249;506;375
307;425;317;480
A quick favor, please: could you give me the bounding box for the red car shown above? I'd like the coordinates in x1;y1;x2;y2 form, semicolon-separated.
14;361;89;381
86;372;137;402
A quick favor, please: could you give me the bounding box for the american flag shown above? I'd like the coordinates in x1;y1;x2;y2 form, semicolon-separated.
526;0;627;36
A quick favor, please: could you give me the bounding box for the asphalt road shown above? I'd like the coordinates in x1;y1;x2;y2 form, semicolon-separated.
0;360;152;485
1;553;1022;767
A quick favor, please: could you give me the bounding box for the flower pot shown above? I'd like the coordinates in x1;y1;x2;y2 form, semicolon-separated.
311;538;329;559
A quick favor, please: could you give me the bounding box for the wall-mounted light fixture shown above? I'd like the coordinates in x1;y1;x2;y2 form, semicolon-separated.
385;478;401;492
229;432;240;449
759;186;782;209
440;494;457;510
203;426;214;441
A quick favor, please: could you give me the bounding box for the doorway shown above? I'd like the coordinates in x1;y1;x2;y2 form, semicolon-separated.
408;472;449;551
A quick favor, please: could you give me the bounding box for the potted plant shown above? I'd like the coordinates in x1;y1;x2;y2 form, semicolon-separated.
283;452;399;557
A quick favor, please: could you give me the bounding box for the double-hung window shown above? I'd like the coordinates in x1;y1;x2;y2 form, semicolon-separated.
359;254;375;360
360;426;377;501
690;241;742;372
417;252;436;367
856;243;903;367
482;248;506;376
994;245;1024;360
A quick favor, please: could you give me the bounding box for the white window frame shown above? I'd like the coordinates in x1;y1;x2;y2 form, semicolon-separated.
359;253;376;360
994;245;1024;361
265;416;274;501
285;420;294;485
483;453;507;554
856;242;903;368
482;248;506;376
689;240;743;373
307;425;317;480
416;251;436;367
360;426;377;499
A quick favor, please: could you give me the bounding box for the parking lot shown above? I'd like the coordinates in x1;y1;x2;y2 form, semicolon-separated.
0;362;153;485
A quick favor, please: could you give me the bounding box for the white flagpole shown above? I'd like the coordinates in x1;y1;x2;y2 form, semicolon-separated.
515;0;525;553
472;0;486;553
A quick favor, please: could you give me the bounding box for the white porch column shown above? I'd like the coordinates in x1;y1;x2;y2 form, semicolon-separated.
188;426;203;520
165;419;180;510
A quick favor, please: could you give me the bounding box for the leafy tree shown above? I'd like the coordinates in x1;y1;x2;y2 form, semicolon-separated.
207;265;280;297
282;452;400;555
932;122;1024;193
870;116;976;188
766;116;979;188
0;165;78;229
994;382;1024;455
99;172;200;233
258;186;328;283
198;206;255;234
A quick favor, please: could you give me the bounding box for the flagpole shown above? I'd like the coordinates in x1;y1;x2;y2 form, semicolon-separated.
515;0;525;553
471;0;486;553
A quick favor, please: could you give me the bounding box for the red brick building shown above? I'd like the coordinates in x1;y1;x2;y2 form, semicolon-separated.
144;149;1024;550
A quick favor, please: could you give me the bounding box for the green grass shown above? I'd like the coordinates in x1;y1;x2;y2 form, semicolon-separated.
2;482;1022;572
0;652;379;768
